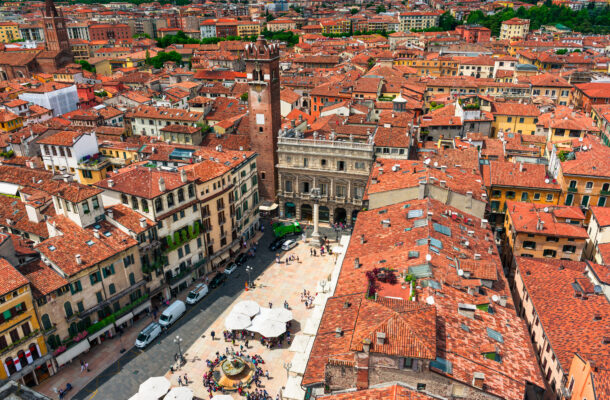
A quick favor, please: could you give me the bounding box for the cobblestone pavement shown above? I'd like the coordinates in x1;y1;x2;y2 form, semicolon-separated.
53;220;342;400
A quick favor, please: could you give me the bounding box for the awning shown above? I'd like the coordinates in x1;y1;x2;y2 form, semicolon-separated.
55;340;90;367
212;258;222;267
231;243;241;252
259;202;278;211
88;323;114;341
132;300;151;316
285;202;295;207
220;252;230;261
0;182;19;196
115;312;134;326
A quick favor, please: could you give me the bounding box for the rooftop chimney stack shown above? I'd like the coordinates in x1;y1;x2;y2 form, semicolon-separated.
75;254;82;264
159;177;166;192
139;218;147;229
180;169;187;183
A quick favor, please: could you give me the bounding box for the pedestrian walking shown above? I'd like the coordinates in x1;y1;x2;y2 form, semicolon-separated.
183;374;188;385
269;302;273;308
211;330;216;340
245;339;249;348
178;376;183;386
85;362;90;372
80;360;85;373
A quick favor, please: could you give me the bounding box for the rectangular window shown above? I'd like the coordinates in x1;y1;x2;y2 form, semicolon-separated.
581;195;590;207
185;244;191;254
82;201;90;214
90;271;101;285
533;193;541;201
96;291;103;303
92;197;99;209
178;248;184;259
546;194;554;202
543;249;557;258
70;280;82;294
562;245;576;254
521;192;528;201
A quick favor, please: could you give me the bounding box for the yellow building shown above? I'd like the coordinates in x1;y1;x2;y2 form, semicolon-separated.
500;18;529;40
99;141;140;165
76;157;112;185
266;19;296;32
503;201;587;264
0;22;21;43
482;160;561;225
237;21;261;37
525;73;572;106
393;57;458;77
491;102;540;137
0;109;23;133
552;136;610;209
320;19;351;35
0;258;49;385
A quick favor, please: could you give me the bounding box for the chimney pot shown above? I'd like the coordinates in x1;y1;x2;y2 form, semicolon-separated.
75;254;82;264
159;177;166;192
93;229;100;239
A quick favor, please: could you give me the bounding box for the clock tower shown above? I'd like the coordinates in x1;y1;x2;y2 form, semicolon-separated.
245;37;281;202
42;0;72;55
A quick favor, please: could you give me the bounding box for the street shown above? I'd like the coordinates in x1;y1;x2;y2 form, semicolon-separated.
70;221;339;400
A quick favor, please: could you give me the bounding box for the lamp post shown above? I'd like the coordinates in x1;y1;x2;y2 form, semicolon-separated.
174;335;183;363
310;188;322;247
246;265;253;288
283;361;292;380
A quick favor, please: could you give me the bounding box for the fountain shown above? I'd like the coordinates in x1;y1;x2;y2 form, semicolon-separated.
212;356;255;391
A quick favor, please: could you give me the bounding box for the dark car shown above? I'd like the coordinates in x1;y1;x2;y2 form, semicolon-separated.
268;237;287;251
235;253;249;266
209;273;227;289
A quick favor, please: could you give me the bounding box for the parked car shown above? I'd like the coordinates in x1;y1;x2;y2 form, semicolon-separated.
135;322;161;348
269;237;287;251
186;283;209;305
224;263;238;275
282;239;298;251
210;273;227;288
158;300;186;328
235;253;249;266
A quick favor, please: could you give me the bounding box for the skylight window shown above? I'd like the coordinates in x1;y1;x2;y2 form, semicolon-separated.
487;327;504;343
416;238;428;246
429;237;443;249
407;209;423;219
103;231;112;237
433;223;452;237
430;357;453;374
408;251;419;259
48;245;56;251
461;323;470;332
413;219;428;228
86;240;95;246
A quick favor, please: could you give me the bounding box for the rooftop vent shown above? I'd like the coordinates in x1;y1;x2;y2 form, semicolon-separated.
376;331;386;345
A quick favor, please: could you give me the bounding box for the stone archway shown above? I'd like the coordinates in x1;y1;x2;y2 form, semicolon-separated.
351;209;360;223
334;208;347;224
319;206;330;222
284;202;296;219
301;204;312;221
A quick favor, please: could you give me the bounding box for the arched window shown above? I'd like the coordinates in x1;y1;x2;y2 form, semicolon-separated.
167;193;175;207
177;188;184;203
64;301;73;318
29;343;40;360
155;198;164;212
17;350;27;367
41;314;52;331
68;322;78;337
5;358;16;375
121;194;128;204
129;272;136;285
188;184;195;198
141;199;149;212
131;196;139;210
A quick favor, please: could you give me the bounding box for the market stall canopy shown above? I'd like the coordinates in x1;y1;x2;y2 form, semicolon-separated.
138;376;171;399
232;300;260;317
225;312;252;330
164;387;193;400
266;307;293;323
249;319;286;338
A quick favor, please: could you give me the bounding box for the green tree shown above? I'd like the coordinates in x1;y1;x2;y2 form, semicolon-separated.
367;57;376;69
76;60;95;73
145;51;183;69
133;33;151;39
376;4;386;13
438;11;460;31
240;92;248;102
351;8;359;14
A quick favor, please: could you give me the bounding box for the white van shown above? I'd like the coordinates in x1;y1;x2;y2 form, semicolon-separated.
135;322;161;348
186;283;209;305
158;300;186;328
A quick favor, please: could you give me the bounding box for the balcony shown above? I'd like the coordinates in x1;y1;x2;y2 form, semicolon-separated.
567;187;578;193
78;153;111;170
78;280;147;319
600;190;610;196
0;329;42;357
168;264;197;285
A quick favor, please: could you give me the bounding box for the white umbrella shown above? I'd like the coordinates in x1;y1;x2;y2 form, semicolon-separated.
211;395;234;400
256;307;272;319
139;377;171;399
232;300;260;317
128;393;144;400
267;307;293;323
254;320;286;338
332;246;344;253
164;387;193;400
225;312;252;330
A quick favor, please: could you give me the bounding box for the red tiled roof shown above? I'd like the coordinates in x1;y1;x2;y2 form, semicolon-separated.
591;206;610;227
18;259;68;298
506;201;588;239
320;384;438;399
516;257;610;370
482;160;560;190
0;258;28;296
106;204;154;234
96;165;188;199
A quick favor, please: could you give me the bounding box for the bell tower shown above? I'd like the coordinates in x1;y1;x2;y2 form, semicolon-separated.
245;37;281;201
42;0;72;55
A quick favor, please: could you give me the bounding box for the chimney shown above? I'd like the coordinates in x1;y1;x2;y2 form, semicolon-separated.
107;209;114;219
382;219;390;228
474;253;481;260
362;338;371;353
335;327;343;337
440;165;447;173
473;372;485;389
354;257;361;269
440;180;447;188
376;331;386;345
139;218;147;228
180;169;187;183
466;191;473;208
519;162;523;172
93;229;100;239
481;218;488;229
159;177;166;192
108;179;115;188
75;254;82;264
488;246;493;254
418;180;426;200
360;234;365;244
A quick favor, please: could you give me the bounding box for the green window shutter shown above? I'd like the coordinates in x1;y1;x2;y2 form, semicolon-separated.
70;283;76;294
3;310;11;320
77;281;82;291
97;271;102;282
90;274;96;285
102;268;107;278
110;264;115;274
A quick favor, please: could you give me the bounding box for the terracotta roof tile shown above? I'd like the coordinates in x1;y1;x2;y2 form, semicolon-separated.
0;258;28;296
18;259;67;298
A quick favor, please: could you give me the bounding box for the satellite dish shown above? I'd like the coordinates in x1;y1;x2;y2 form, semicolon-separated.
426;296;435;305
434;161;439;167
425;254;432;261
424;158;431;165
579;137;584;142
545;178;550;184
492;295;499;302
594;285;602;294
544;207;549;213
583;145;588;151
457;269;464;276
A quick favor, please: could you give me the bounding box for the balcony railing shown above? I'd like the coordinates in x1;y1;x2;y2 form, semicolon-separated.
567;187;578;193
600;190;610;196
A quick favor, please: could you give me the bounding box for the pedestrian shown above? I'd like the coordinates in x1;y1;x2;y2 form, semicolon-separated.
184;374;188;385
80;360;85;373
178;376;183;386
269;302;272;308
245;339;249;348
211;330;216;340
266;370;270;379
85;362;90;372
